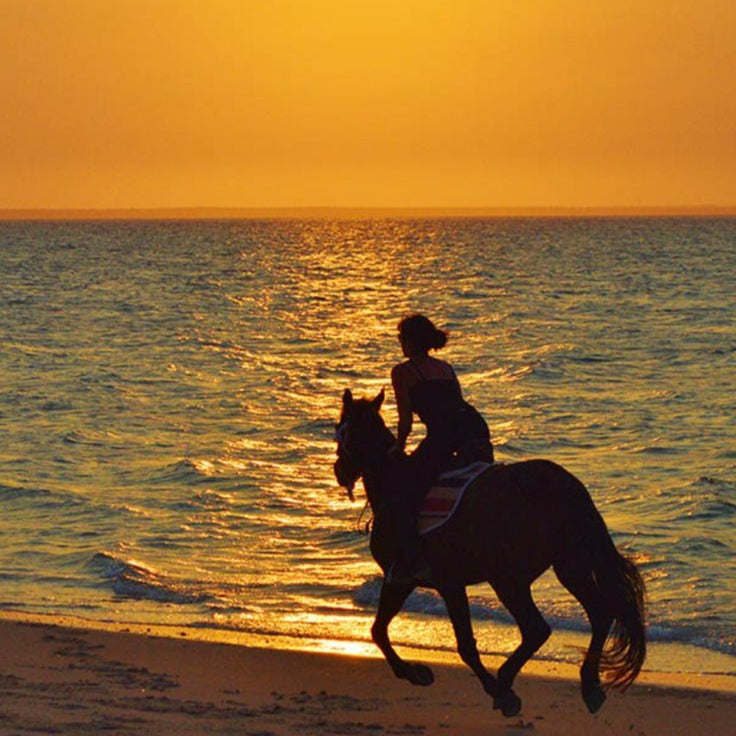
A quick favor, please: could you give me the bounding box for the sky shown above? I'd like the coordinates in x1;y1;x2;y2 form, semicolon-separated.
1;0;735;210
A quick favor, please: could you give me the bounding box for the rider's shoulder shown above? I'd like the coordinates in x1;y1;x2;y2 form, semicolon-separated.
425;355;455;378
391;360;415;383
392;359;411;375
431;355;453;369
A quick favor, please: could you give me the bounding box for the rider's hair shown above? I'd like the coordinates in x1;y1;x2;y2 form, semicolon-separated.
398;313;448;353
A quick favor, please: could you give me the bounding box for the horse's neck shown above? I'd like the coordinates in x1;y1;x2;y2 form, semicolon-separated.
361;467;386;510
360;427;397;511
362;457;402;513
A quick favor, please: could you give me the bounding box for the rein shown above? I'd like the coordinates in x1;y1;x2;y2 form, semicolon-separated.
356;500;373;535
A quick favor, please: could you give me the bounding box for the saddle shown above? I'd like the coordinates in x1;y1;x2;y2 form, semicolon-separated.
418;461;492;535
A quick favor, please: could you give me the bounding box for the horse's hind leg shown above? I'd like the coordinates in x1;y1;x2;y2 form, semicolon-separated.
553;561;613;713
371;580;434;686
493;582;552;715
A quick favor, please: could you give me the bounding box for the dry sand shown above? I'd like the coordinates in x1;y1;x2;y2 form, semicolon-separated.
0;617;733;736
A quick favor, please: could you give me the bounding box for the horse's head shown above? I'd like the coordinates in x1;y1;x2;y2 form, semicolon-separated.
334;388;394;501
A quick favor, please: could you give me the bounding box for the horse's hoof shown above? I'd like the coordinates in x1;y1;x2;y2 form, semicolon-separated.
404;663;434;686
493;690;522;717
583;683;606;714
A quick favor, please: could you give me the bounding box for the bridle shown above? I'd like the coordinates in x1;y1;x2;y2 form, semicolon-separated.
334;419;361;501
335;421;349;450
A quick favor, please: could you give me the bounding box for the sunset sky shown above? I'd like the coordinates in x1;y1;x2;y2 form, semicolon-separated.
2;0;735;210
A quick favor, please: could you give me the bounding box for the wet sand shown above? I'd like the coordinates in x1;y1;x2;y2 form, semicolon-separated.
0;617;733;735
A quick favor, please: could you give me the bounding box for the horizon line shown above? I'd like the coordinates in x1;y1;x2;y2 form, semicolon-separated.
2;205;736;221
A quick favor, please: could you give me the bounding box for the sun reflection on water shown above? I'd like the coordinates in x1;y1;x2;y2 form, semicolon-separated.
184;220;524;651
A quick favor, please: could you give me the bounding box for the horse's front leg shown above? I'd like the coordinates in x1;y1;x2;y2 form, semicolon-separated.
371;579;434;686
440;585;518;714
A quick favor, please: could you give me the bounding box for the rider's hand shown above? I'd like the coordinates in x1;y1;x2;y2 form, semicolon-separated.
388;442;405;458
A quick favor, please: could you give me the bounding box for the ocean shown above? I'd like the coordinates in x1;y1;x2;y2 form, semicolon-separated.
1;217;734;678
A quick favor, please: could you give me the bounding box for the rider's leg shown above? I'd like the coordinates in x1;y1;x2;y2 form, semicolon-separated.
388;436;450;584
386;490;431;584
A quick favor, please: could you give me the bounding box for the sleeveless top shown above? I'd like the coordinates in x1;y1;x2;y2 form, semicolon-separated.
406;360;468;433
405;359;494;469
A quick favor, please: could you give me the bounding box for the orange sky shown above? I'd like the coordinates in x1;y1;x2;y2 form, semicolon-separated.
2;0;735;210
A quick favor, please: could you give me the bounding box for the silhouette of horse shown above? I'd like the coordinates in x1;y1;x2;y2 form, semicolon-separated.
333;389;646;717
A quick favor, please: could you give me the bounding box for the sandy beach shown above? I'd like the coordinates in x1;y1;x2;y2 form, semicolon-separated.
0;616;733;736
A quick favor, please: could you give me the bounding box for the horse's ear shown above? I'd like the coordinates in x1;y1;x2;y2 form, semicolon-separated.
372;388;385;410
342;389;353;407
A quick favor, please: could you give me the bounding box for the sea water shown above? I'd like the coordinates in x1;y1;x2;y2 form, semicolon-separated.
1;217;734;677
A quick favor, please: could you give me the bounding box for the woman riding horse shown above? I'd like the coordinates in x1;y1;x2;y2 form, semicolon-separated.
389;314;493;583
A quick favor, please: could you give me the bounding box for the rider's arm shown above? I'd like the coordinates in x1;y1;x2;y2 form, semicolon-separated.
391;364;412;451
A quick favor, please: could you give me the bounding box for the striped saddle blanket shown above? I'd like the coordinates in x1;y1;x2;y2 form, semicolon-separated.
418;461;492;535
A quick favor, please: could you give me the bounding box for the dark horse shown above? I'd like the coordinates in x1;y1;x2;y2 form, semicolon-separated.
333;389;646;717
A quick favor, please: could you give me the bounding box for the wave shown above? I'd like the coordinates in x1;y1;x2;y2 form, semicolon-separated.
675;502;736;524
667;478;736;524
144;459;213;486
87;552;215;606
630;445;682;455
695;475;734;488
169;489;237;513
63;429;126;448
0;483;152;526
0;482;88;510
40;399;74;412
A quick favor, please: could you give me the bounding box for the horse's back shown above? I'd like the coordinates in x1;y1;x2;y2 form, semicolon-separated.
425;458;593;581
472;458;589;510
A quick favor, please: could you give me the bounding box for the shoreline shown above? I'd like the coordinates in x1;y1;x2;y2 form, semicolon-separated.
1;613;734;736
2;609;735;693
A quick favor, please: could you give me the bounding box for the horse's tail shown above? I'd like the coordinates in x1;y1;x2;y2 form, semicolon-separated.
596;547;647;689
586;503;647;690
